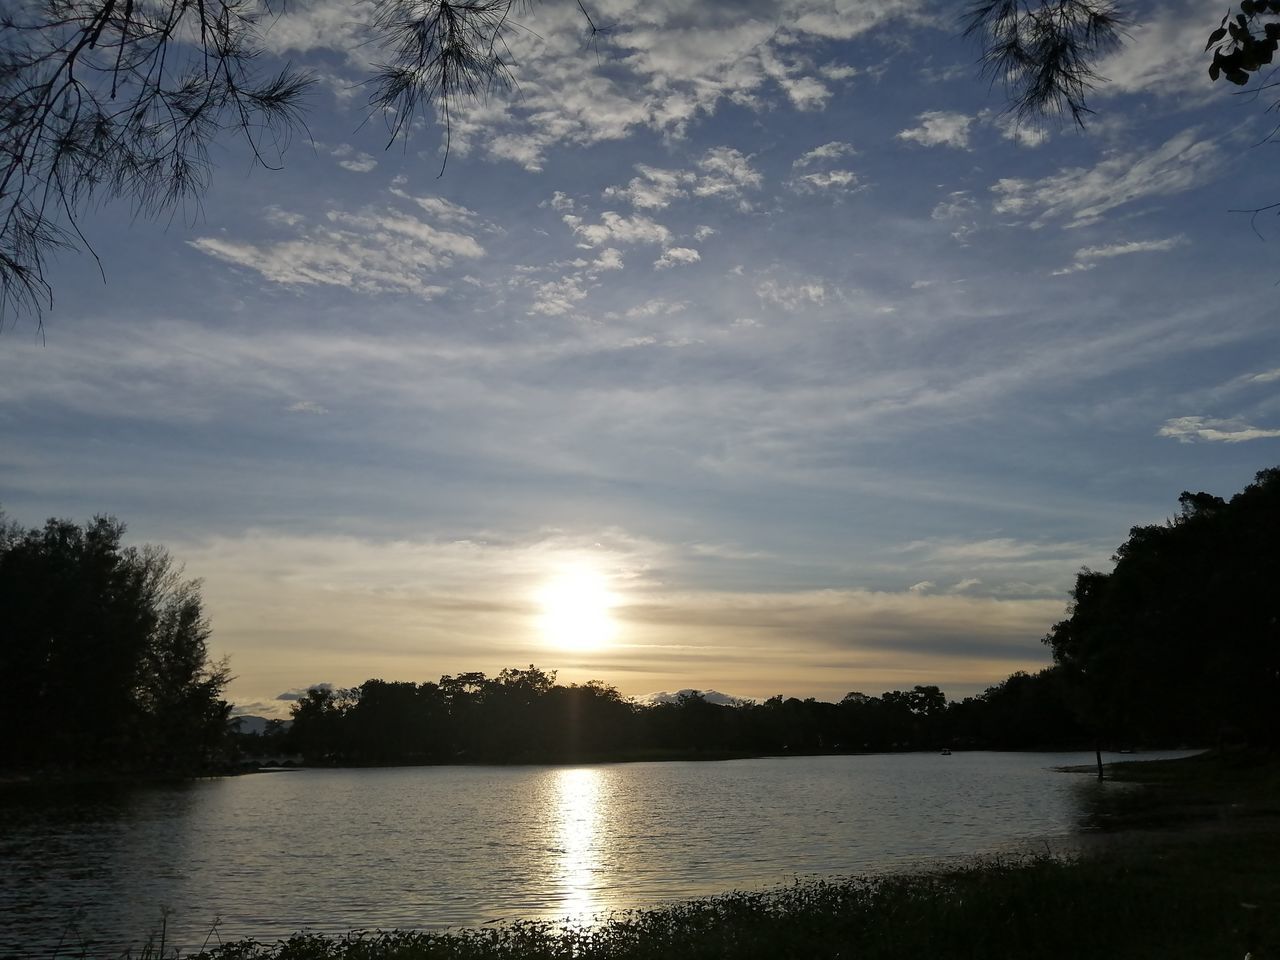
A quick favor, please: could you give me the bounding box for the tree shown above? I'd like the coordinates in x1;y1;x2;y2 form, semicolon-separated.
1044;467;1280;751
0;512;232;771
963;1;1126;125
0;0;1222;325
1;0;312;321
1204;2;1280;219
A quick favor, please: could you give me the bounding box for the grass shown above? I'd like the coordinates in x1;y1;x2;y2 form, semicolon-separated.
46;753;1280;960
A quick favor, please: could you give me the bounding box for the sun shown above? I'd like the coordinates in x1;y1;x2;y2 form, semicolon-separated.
537;568;617;652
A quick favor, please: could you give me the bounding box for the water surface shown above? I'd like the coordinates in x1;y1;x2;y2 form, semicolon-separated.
0;751;1191;953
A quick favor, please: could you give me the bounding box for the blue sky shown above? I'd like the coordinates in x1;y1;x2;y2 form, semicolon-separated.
2;0;1279;716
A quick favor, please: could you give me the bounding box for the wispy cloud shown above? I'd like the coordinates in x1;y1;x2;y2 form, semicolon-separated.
755;278;828;311
1095;4;1213;101
1052;234;1188;274
793;141;857;167
191;196;486;297
286;400;330;415
1157;416;1280;443
992;129;1221;228
789;169;861;194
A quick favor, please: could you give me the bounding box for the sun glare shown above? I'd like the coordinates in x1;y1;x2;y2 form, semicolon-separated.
537;568;617;651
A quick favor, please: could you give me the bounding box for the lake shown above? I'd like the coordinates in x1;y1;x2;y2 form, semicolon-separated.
0;751;1192;954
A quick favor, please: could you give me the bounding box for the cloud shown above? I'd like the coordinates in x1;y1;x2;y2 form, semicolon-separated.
987;112;1050;148
323;142;379;173
547;191;576;212
563;211;673;247
654;247;701;269
1094;4;1213;100
623;298;687;318
604;164;691;209
991;129;1222;228
339;156;378;173
755;278;827;311
896;111;973;149
276;683;333;701
1074;235;1189;261
1157;416;1280;443
286;400;330;415
639;689;744;706
529;275;590;316
600;147;761;212
901;537;1095;564
393;191;481;226
621;586;1065;667
930;190;979;243
191;197;486;298
693;146;763;202
260;0;930;174
789;169;860;194
793;141;857;167
1053;234;1189;275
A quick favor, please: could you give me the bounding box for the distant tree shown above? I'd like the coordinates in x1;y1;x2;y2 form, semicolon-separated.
0;512;231;771
288;685;359;762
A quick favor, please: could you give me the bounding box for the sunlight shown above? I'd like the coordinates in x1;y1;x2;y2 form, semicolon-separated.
553;767;604;920
536;568;617;652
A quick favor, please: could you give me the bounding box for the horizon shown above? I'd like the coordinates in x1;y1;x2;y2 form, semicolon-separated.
3;0;1279;717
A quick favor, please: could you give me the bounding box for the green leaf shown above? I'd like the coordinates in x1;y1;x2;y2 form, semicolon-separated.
1226;67;1251;84
1207;26;1228;49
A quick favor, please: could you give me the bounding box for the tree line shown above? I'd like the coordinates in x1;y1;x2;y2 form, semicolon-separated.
247;664;1092;766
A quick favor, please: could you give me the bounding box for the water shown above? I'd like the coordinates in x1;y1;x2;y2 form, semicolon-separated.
0;751;1191;954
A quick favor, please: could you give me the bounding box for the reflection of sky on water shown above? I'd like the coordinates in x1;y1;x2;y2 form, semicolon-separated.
553;768;604;919
1;751;1202;953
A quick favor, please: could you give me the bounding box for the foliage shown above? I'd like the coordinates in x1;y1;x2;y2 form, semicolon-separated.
282;666;1101;766
0;511;232;772
0;0;312;321
964;0;1127;125
1045;467;1280;747
1206;1;1280;87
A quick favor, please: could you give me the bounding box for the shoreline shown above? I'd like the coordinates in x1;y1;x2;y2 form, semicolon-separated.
1;745;1208;789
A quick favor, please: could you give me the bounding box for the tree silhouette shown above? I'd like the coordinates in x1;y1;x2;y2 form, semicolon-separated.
1045;467;1280;749
0;512;232;772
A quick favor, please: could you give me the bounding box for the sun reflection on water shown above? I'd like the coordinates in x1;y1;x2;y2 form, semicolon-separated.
553;767;604;920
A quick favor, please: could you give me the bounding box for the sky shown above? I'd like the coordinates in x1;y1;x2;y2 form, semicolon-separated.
2;0;1279;718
